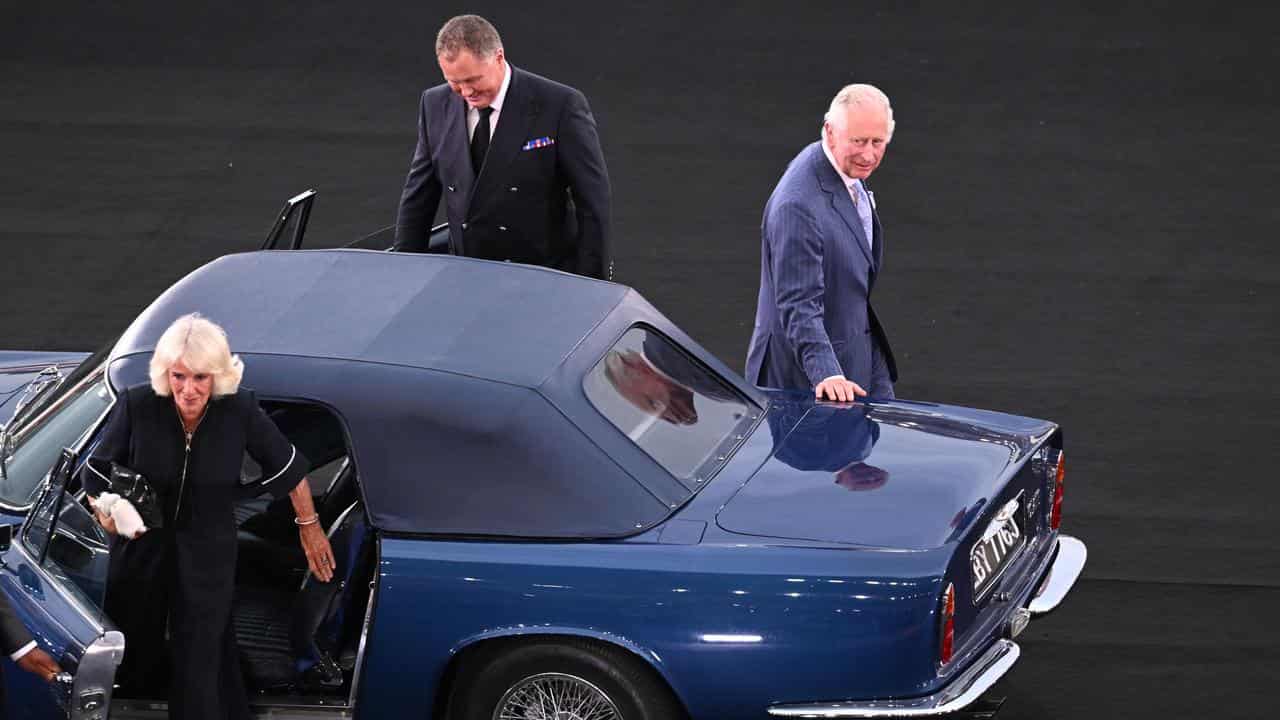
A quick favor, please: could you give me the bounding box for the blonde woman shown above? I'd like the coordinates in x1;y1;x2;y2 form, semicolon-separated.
83;313;334;720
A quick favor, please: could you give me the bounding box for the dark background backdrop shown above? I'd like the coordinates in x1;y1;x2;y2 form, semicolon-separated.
2;2;1276;717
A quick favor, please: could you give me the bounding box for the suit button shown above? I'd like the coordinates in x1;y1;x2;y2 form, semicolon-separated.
461;222;469;230
509;186;518;192
447;185;456;192
499;225;507;231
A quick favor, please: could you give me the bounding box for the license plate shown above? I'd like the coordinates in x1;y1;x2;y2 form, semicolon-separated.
971;509;1024;598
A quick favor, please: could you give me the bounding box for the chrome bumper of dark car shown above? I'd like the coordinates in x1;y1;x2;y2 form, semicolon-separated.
1028;534;1086;615
767;535;1087;718
766;640;1020;718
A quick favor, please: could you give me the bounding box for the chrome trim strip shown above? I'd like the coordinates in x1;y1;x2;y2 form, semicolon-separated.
110;700;353;719
1028;534;1086;615
345;535;380;707
767;639;1020;718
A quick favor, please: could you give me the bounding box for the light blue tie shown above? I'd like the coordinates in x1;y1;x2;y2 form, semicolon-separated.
852;180;874;252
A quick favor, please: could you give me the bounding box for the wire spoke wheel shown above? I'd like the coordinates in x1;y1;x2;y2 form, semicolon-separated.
494;672;621;720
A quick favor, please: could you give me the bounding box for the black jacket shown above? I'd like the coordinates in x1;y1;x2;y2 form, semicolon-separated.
394;64;613;279
83;385;305;529
81;384;307;718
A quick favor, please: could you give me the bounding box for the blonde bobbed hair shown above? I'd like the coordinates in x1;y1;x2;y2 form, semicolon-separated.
149;313;244;397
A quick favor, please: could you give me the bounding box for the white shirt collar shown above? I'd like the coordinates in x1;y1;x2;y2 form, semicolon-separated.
467;62;512;139
820;127;862;192
491;61;512;114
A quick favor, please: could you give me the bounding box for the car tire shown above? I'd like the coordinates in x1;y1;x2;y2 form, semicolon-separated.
451;639;685;720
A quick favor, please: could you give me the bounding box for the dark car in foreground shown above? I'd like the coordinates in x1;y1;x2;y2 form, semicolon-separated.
0;248;1084;719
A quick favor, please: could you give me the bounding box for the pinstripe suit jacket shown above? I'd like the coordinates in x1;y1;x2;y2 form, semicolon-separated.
745;142;898;396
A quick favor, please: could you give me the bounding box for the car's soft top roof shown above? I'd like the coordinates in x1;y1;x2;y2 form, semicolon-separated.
112;249;630;388
106;249;765;537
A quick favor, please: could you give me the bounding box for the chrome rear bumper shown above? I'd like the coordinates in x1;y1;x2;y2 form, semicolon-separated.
767;640;1020;718
767;534;1087;718
1028;534;1086;615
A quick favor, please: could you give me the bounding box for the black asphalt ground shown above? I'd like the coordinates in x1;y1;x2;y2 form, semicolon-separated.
3;2;1277;718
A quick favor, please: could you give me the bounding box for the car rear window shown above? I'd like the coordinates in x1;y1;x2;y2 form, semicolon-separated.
583;326;758;483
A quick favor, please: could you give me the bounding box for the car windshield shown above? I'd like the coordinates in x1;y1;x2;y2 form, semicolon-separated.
583;326;760;486
1;364;113;509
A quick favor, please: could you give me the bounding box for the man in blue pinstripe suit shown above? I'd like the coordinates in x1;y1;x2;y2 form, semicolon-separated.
745;84;899;401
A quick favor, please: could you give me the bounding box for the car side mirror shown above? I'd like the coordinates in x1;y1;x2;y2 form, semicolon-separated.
0;524;11;553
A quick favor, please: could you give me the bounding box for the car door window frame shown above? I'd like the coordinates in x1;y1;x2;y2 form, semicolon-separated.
16;448;111;635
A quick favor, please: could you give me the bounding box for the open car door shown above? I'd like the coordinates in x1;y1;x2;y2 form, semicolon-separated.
1;449;121;720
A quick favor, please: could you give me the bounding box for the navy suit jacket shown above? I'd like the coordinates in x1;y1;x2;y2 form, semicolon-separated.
745;142;898;396
394;64;613;279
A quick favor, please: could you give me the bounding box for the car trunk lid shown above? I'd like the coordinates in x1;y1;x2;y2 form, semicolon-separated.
715;400;1056;551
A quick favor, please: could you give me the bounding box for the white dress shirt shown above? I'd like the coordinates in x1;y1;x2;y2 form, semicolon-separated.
466;62;512;142
820;130;875;252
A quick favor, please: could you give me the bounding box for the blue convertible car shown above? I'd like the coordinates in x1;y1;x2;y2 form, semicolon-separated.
1;248;1084;719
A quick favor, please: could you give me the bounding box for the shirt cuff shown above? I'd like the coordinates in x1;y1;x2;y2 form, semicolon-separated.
10;640;36;662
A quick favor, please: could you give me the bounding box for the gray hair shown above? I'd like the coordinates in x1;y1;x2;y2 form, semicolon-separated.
824;84;895;139
149;313;244;397
435;14;503;60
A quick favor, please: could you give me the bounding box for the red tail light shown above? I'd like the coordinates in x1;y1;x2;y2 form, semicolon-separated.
939;583;956;666
1050;451;1066;530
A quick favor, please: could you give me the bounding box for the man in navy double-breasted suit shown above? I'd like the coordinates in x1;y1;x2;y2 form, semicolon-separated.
745;84;899;401
394;14;613;280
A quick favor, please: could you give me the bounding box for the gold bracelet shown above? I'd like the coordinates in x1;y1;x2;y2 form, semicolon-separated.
294;514;320;526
